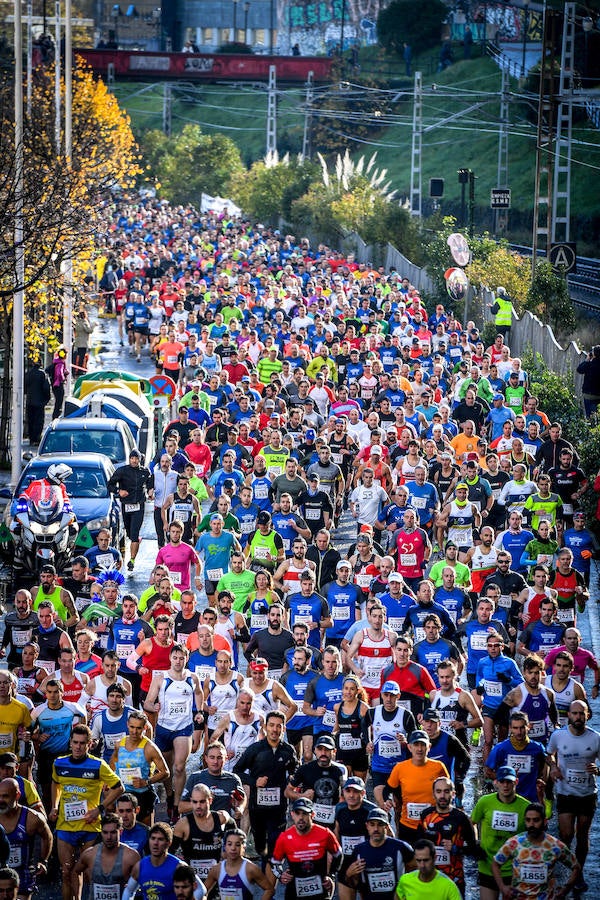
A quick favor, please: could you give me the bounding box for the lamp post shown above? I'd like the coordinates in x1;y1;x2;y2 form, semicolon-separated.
270;0;274;54
232;0;238;42
244;1;250;45
11;0;25;487
521;0;529;78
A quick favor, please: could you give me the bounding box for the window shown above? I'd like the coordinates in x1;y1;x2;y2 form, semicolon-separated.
255;28;265;45
220;28;230;44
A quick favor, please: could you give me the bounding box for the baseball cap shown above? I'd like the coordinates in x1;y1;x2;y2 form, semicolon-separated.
466;453;479;463
305;429;316;441
315;735;336;749
370;446;382;455
210;513;224;523
573;511;586;519
336;560;351;570
304;398;315;406
455;482;468;490
408;730;429;744
241;375;250;382
440;452;453;460
40;564;57;575
308;472;320;483
264;399;275;408
493;393;504;401
223;478;235;488
343;776;366;791
367;808;390;823
381;681;400;695
0;752;18;766
257;511;271;525
422;708;441;721
445;540;458;549
388;572;403;583
496;766;517;782
292;798;314;813
250;658;269;670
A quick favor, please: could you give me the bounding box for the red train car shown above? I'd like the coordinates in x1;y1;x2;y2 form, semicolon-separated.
74;49;333;83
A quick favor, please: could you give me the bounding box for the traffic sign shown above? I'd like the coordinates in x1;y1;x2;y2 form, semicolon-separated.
550;243;577;274
491;188;511;209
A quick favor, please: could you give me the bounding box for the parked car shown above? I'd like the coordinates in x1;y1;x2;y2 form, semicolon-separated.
3;453;124;548
36;418;137;469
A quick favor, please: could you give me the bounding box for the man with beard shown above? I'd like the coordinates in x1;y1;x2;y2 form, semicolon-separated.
32;565;78;629
74;812;140;897
417;776;478;897
243;604;295;677
155;521;201;594
492;802;580;899
281;647;319;763
285;734;347;830
546;700;600;893
274;537;316;594
346;807;414;900
0;590;39;669
269;798;342;900
0;777;51;899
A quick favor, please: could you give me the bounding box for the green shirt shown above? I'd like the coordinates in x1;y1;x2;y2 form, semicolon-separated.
216;570;257;613
396;869;462;900
427;560;472;588
471;791;529;876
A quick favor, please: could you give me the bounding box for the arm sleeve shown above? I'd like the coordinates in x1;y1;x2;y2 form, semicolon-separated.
122;879;139;900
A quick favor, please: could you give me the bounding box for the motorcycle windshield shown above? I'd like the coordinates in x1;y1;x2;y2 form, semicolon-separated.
22;483;64;525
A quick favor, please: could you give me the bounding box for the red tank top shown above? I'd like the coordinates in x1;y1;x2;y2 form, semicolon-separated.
61;674;86;704
141;638;174;692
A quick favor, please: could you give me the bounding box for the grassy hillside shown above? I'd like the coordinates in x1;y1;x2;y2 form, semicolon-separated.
113;54;600;244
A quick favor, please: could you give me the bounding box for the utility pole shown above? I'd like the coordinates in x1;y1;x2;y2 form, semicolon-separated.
26;0;32;117
54;0;61;150
301;70;314;161
12;0;25;485
163;82;172;136
410;71;422;217
266;65;277;156
552;2;575;244
495;66;509;234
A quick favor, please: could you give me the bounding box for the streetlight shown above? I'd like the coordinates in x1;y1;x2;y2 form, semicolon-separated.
244;1;250;46
232;0;238;42
270;0;274;54
521;0;530;78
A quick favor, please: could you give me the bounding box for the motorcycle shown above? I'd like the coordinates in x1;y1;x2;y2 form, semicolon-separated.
8;472;79;577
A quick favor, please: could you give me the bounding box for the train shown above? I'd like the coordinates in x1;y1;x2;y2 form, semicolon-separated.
74;48;334;83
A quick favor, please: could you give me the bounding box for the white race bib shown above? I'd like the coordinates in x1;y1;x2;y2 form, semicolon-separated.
95;553;115;569
12;629;32;647
566;768;593;788
322;709;336;728
93;886;120;900
484;680;502;697
366;871;395;893
119;766;142;785
435;847;450;867
251;614;268;630
339;733;361;751
256;786;280;805
191;859;217;879
506;754;532;774
399;553;417;567
296;876;322;897
342;835;363;854
206;568;224;582
332;605;350;621
491;810;518;831
387;617;404;631
7;847;21;868
528;720;546;738
115;643;131;660
379;739;401;758
37;659;55;674
0;733;13;749
470;632;489;650
520;864;547;884
124;503;140;513
498;595;512;609
170;571;182;585
407;802;428;821
64;799;88;822
313;803;335;824
557;608;574;623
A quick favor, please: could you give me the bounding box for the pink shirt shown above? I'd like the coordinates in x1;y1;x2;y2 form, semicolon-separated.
544;644;598;681
155;541;199;592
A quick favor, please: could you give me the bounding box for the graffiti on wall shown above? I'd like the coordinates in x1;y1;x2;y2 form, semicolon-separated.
287;0;386;52
470;2;543;42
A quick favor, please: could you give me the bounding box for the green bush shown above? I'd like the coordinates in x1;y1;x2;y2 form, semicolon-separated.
522;348;586;448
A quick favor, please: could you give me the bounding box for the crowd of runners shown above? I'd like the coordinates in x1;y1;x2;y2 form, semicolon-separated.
2;197;600;900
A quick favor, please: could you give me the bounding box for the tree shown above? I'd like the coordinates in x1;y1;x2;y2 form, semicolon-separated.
229;153;318;224
0;61;140;463
525;260;576;336
142;125;244;206
377;0;447;56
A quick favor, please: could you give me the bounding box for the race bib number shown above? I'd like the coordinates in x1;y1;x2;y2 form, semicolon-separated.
387;617;404;631
355;574;372;588
435;847;450;867
506;754;532;774
413;627;425;644
322;709;336;728
364;663;384;682
520;864;547;884
339;733;361;751
254;484;269;500
75;596;90;612
412;497;426;509
7;847;21;868
167;701;188;718
191;859;217;879
254;547;269;560
96;553;115;570
484;680;502;697
342;835;364;854
195;665;213;681
64;799;88;822
331;452;343;464
313;803;335;824
498;595;512;609
119;766;142;786
528;720;546;738
12;629;32;647
17;677;34;694
399;553;417;567
169;571;182;585
206;568;224;582
115;643;131;660
557;608;574;623
103;732;125;750
305;508;320;520
221;891;243;900
0;734;13;749
367;871;395;893
37;660;55;674
268;466;282;477
379;739;401;758
470;632;489;650
296;876;322;897
332;605;350;620
124;503;140;513
491;810;518;831
93;888;120;900
566;769;593;788
562;504;574;516
407;802;428;821
251;614;268;630
256;787;280;805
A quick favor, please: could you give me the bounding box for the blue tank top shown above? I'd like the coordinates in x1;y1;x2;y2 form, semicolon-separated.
138;853;180;900
282;669;315;731
115;736;151;794
311;673;345;735
7;805;31;874
99;709;129;763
